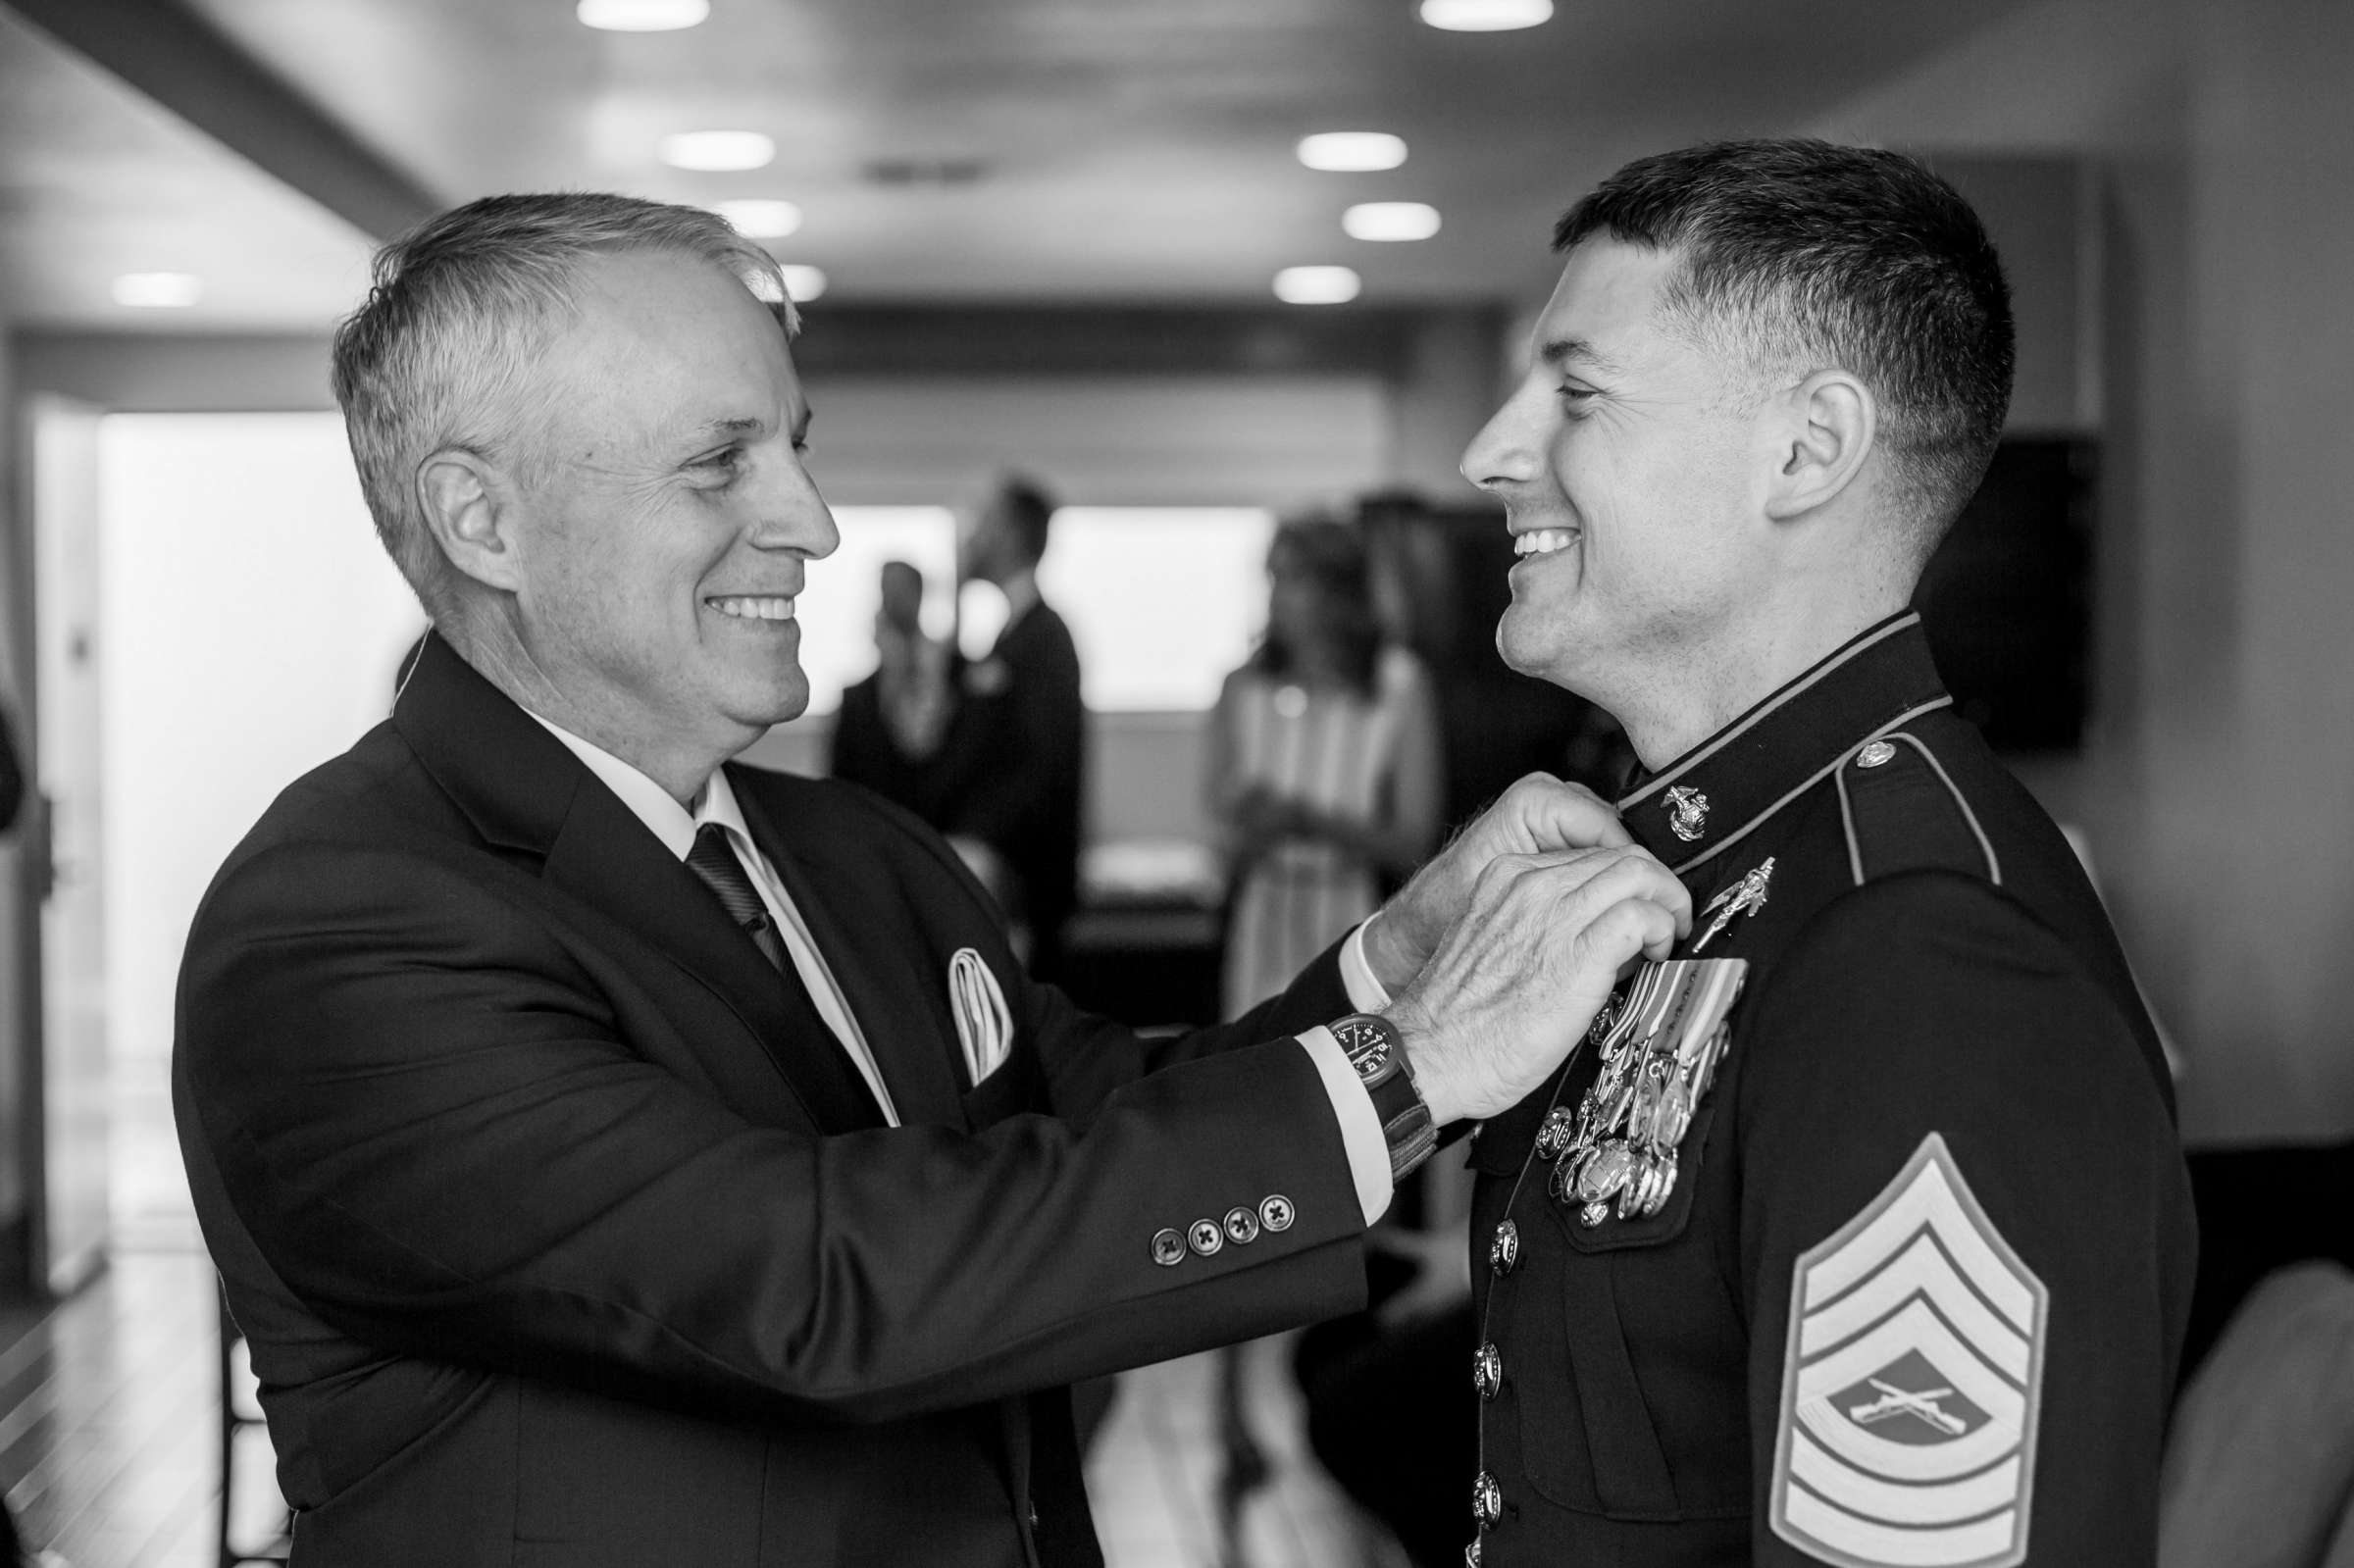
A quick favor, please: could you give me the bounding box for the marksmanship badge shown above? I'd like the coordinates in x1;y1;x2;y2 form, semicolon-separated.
1769;1133;2047;1568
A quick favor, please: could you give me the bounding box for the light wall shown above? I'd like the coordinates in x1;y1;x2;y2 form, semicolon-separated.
1815;0;2354;1143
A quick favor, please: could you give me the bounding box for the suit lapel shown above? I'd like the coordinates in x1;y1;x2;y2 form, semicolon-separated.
732;769;971;1131
393;633;884;1134
540;784;886;1133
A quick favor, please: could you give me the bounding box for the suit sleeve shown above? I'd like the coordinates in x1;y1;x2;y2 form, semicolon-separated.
179;835;1368;1431
1734;874;2192;1567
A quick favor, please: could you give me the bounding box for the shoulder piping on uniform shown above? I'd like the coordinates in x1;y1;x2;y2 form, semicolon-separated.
1672;696;1953;879
1623;614;1924;811
1834;730;2003;889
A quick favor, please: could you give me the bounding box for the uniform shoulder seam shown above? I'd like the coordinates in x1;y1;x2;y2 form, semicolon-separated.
1833;731;2002;889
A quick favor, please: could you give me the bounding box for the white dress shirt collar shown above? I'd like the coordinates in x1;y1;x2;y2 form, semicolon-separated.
523;716;752;862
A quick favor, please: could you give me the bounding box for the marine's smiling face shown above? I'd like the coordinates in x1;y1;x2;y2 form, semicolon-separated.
1460;239;1774;703
511;248;839;760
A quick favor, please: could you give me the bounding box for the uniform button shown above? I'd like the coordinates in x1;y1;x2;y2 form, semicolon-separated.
1223;1205;1261;1244
1188;1218;1224;1256
1473;1341;1503;1400
1489;1218;1519;1276
1150;1228;1186;1267
1856;738;1897;768
1472;1470;1503;1531
1534;1106;1576;1161
1258;1193;1295;1233
1027;1501;1041;1530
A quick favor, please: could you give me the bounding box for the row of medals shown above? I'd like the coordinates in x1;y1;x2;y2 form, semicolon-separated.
1537;988;1732;1229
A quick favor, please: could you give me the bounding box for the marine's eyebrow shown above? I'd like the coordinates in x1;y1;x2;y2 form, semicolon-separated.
1538;336;1625;378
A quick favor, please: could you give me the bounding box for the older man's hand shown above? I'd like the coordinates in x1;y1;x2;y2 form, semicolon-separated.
1361;774;1630;993
1385;844;1690;1126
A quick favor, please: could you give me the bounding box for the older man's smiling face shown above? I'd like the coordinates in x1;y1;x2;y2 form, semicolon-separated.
507;247;837;775
1460;239;1774;711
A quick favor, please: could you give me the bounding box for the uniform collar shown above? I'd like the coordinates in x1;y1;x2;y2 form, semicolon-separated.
1616;611;1952;878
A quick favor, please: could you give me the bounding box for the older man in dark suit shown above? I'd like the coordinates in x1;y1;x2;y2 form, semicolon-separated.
172;192;1689;1567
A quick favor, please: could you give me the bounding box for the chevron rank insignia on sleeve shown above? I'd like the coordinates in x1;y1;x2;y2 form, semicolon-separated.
1768;1133;2047;1568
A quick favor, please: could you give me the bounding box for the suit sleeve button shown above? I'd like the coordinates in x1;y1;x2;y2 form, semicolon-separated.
1223;1205;1261;1244
1188;1219;1225;1256
1258;1194;1295;1233
1151;1228;1187;1266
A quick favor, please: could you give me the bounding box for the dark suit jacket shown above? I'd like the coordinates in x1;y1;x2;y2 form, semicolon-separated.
174;633;1366;1568
928;600;1085;970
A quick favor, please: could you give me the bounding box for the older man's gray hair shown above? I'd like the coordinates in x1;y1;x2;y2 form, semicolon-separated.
331;192;795;621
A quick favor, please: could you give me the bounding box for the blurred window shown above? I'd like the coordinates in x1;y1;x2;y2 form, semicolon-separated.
796;506;957;713
1039;507;1275;711
800;505;1275;715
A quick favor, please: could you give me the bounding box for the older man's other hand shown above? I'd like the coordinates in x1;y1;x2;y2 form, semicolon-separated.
1360;774;1629;993
1384;844;1689;1127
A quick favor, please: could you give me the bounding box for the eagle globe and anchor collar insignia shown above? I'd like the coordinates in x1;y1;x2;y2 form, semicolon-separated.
1770;1134;2048;1568
1549;957;1747;1228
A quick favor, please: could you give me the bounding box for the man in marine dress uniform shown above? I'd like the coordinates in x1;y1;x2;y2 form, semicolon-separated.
1439;141;2197;1565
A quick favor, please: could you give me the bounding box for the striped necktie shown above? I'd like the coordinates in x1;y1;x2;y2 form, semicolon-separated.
685;822;789;973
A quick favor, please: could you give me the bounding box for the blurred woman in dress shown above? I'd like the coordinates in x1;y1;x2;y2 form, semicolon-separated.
1208;514;1443;1018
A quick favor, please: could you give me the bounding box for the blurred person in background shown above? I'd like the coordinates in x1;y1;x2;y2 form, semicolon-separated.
829;558;952;812
1203;515;1446;1562
927;475;1086;979
1208;516;1443;1021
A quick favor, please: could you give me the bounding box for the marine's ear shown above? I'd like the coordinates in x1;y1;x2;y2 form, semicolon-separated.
1764;369;1875;522
417;448;527;594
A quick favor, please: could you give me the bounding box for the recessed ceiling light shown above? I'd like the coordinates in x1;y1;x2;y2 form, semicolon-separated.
779;264;827;303
577;0;709;30
659;130;776;172
1274;266;1361;305
113;273;201;308
712;199;802;238
1343;201;1442;242
1418;0;1554;29
1296;132;1407;173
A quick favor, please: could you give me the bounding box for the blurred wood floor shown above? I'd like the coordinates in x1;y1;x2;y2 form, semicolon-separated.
0;1064;1398;1568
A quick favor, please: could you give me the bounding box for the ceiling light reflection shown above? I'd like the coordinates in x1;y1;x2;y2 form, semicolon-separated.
1273;266;1361;305
713;199;803;238
578;0;709;29
1418;0;1554;29
1296;132;1408;173
113;273;202;308
1343;201;1442;241
659;130;776;172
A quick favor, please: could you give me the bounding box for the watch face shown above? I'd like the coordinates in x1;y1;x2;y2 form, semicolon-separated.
1335;1017;1392;1081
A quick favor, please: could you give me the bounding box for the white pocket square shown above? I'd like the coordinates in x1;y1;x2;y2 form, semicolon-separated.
947;947;1014;1085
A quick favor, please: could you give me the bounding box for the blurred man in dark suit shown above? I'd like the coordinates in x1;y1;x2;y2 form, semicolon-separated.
829;558;952;813
930;476;1086;977
172;191;1690;1568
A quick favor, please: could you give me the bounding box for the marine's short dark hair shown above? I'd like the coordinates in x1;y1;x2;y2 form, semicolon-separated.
992;474;1057;565
1555;138;2014;543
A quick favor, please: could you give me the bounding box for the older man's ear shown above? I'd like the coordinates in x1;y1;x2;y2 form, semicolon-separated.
419;449;526;594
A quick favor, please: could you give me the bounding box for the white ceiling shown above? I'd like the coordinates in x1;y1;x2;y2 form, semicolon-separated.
2;0;2038;329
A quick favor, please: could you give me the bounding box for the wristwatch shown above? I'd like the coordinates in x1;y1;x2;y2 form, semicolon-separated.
1329;1013;1438;1185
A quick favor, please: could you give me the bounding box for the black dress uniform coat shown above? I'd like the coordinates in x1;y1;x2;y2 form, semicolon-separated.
1465;612;2196;1567
174;632;1368;1568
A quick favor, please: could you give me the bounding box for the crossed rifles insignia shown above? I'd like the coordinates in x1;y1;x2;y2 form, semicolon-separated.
1769;1134;2049;1568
